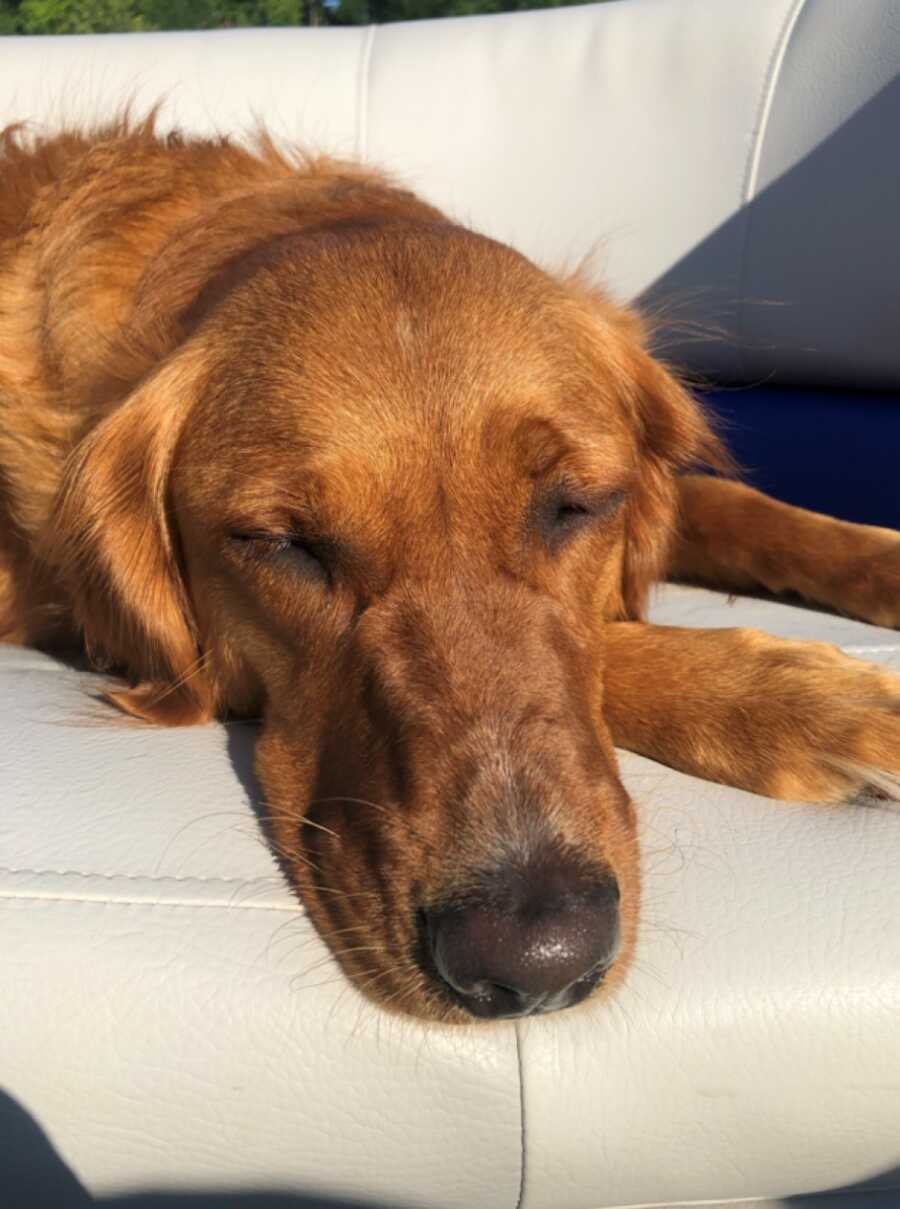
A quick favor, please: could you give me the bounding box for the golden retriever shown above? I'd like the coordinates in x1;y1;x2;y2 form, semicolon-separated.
1;116;898;1023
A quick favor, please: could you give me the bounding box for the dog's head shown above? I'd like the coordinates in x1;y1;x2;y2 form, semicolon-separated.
49;189;724;1022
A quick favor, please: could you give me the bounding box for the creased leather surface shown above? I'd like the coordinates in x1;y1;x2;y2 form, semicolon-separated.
3;587;899;1206
1;654;522;1208
4;0;900;386
515;590;900;1209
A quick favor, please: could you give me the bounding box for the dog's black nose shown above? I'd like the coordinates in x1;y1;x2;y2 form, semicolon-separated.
424;860;620;1020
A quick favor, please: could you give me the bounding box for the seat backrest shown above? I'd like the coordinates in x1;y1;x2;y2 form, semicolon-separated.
3;0;899;387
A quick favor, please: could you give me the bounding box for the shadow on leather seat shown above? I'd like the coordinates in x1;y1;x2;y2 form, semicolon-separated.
0;1088;416;1209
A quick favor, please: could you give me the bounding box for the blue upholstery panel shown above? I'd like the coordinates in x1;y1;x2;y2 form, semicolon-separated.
701;387;900;530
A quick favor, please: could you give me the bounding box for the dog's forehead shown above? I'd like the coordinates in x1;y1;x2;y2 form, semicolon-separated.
197;358;631;505
204;235;631;444
211;219;608;401
185;223;638;528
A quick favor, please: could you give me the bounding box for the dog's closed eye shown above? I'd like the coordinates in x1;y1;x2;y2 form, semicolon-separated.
538;487;627;551
228;531;332;584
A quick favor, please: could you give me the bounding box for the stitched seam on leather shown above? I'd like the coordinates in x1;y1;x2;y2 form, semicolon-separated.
356;23;376;161
735;0;808;376
0;866;275;886
741;0;808;205
514;1022;526;1209
0;890;296;911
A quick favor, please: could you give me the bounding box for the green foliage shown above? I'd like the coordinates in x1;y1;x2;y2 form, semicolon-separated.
331;0;590;19
0;0;21;30
17;0;145;33
0;0;303;30
0;0;595;31
124;0;302;30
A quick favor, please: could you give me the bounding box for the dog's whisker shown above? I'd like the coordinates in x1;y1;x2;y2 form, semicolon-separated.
253;799;343;841
296;816;341;840
144;649;212;708
305;796;436;851
351;962;420;1006
226;877;291;908
311;885;381;901
331;944;386;962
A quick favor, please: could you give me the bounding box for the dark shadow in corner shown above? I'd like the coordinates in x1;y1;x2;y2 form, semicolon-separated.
104;1194;418;1208
0;1087;93;1209
638;75;900;393
780;1163;900;1207
0;1089;426;1208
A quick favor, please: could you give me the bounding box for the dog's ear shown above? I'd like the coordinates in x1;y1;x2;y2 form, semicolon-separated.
44;349;214;726
618;334;731;618
563;281;732;618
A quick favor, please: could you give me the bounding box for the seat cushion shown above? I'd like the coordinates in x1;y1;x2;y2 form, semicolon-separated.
3;585;899;1208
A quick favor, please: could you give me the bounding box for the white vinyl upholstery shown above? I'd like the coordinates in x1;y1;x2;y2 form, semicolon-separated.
3;589;900;1207
2;3;900;1206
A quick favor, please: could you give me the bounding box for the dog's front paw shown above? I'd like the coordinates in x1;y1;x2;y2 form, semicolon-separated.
840;538;900;629
744;636;900;802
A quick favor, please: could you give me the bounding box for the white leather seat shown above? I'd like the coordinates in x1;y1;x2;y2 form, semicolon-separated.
2;2;899;1206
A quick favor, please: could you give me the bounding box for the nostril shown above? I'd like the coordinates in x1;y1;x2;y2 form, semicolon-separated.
423;865;621;1020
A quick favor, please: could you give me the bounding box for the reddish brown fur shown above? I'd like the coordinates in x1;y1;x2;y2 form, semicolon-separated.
2;118;899;1022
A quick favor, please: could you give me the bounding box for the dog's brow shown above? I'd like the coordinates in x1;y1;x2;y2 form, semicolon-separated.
219;473;332;530
533;473;632;506
505;410;631;478
527;444;635;492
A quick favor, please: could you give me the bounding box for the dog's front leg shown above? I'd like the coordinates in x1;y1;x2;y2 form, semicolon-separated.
604;622;900;802
669;476;900;628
